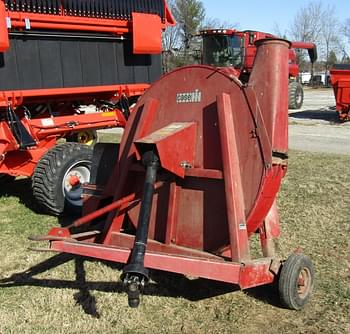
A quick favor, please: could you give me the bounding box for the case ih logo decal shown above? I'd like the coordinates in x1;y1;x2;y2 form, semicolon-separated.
176;89;202;103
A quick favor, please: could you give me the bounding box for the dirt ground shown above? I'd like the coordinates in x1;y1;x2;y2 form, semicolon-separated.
289;87;350;155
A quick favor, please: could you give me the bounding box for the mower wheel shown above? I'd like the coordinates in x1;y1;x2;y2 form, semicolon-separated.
288;82;304;109
278;253;315;310
32;143;93;216
0;174;16;184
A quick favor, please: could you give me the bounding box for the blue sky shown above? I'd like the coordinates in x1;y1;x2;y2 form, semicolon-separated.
201;0;350;35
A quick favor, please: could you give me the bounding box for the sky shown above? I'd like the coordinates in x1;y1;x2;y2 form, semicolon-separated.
201;0;350;35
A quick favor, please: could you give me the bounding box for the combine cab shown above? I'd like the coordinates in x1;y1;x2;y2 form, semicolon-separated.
0;0;175;215
201;29;317;109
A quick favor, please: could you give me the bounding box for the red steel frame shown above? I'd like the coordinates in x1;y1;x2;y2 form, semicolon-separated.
0;84;148;177
0;0;175;178
0;0;176;53
34;39;291;290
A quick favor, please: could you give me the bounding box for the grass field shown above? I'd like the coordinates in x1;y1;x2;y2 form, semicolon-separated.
0;151;349;334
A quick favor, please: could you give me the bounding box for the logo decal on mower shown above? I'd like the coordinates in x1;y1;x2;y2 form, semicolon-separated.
176;89;202;103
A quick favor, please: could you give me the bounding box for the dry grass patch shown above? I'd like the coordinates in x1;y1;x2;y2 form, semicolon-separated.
0;151;349;333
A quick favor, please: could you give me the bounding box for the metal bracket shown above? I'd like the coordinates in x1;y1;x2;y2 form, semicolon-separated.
24;18;31;30
6;17;11;29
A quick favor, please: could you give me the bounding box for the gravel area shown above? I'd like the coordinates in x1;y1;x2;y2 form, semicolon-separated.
289;87;350;155
98;87;350;155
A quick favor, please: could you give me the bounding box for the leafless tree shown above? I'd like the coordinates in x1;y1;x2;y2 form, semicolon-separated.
162;1;181;51
289;1;324;44
340;19;350;63
162;1;182;72
272;22;287;39
289;1;343;79
162;0;205;70
201;17;239;30
343;18;350;42
321;5;341;77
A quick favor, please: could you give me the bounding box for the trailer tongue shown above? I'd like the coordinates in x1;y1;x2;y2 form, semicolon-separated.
32;38;315;310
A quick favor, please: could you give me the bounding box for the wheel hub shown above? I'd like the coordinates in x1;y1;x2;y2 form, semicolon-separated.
62;161;91;206
68;175;81;187
297;267;312;298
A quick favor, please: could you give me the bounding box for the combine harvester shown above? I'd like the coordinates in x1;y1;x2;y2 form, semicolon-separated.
200;29;317;109
0;0;174;214
330;64;350;121
33;38;315;310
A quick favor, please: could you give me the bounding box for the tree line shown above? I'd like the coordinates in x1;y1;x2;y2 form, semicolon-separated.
163;0;350;75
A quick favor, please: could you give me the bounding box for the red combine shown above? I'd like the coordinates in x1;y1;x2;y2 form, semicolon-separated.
32;38;315;310
200;29;317;109
0;0;175;214
330;64;350;121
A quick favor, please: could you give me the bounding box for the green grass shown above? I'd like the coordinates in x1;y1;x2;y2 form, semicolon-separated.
0;151;349;334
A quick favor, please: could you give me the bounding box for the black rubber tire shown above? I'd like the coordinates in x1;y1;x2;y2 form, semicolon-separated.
288;82;304;110
32;143;93;216
278;253;315;310
0;174;16;185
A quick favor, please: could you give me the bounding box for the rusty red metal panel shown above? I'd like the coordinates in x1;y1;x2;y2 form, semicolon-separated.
239;260;275;289
249;39;291;154
217;93;250;262
135;122;197;178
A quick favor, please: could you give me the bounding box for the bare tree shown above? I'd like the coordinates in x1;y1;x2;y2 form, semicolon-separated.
321;5;341;79
288;1;325;77
162;1;182;72
163;1;181;50
201;17;239;30
272;22;287;39
289;1;343;80
341;19;350;63
289;1;324;44
343;18;350;42
162;0;205;70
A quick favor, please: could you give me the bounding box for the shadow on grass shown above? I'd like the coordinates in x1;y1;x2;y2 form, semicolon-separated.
0;253;282;314
0;177;79;227
289;107;340;123
0;178;41;213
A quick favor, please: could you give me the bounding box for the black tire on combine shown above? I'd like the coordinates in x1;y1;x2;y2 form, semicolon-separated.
0;174;16;185
278;253;315;310
32;143;93;216
288;82;304;110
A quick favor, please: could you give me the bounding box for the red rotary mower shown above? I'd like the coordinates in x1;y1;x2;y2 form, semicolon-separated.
33;38;315;309
330;64;350;121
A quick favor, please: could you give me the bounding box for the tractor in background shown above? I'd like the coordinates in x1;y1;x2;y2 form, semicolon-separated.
200;29;317;109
